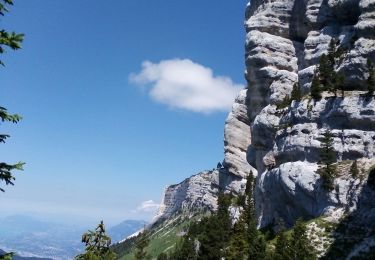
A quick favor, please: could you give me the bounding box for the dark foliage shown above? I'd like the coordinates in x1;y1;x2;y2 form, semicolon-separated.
291;83;302;102
75;221;117;260
367;58;375;94
318;129;336;191
134;230;150;260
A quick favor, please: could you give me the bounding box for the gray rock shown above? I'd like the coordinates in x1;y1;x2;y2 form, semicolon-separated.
245;0;375;232
224;89;254;179
154;170;219;221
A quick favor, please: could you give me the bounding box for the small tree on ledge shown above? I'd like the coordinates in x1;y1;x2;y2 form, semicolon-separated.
311;75;322;100
291;83;302;102
367;58;375;95
318;129;337;191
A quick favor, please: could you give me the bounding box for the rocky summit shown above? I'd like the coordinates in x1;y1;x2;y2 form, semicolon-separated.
143;0;375;258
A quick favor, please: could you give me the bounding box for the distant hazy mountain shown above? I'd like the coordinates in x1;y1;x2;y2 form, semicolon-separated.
0;215;146;259
0;249;52;260
0;215;84;259
107;219;147;243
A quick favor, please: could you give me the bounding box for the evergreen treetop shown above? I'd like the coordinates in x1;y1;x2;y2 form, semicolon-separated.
367;58;375;94
320;129;336;165
290;219;316;260
311;74;322;100
318;129;337;191
75;221;117;260
291;83;302;102
273;221;292;260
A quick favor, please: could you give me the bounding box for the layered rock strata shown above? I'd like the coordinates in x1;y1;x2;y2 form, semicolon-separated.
153;3;375;251
245;0;375;229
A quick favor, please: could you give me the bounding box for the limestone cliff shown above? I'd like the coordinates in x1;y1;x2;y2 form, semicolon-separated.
153;89;252;222
245;0;375;228
148;0;375;257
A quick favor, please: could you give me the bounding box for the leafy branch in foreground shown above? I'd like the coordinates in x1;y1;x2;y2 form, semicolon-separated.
0;0;24;192
0;0;24;66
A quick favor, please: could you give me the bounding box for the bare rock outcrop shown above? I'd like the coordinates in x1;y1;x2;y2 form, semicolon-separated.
245;0;375;236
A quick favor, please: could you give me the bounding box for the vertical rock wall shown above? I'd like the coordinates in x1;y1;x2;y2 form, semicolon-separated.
245;0;375;227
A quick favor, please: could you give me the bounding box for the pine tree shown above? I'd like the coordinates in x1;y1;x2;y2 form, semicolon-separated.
311;74;322;100
350;160;359;178
171;235;196;260
198;193;232;259
319;54;332;89
290;219;316;260
318;129;337;191
244;172;267;260
320;129;336;165
274;221;292;260
75;221;117;260
291;83;302;102
134;230;150;260
327;39;337;65
319;40;338;94
367;58;375;94
0;0;25;192
319;164;336;191
226;220;248;260
334;72;345;97
226;172;256;259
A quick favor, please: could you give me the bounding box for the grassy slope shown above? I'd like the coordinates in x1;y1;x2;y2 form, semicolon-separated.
119;214;205;259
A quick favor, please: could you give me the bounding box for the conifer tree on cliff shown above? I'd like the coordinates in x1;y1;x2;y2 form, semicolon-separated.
246;175;266;260
318;54;332;90
290;219;316;260
291;83;302;102
311;74;322;100
318;129;336;191
273;221;292;260
319;39;339;94
367;58;375;94
0;0;25;193
334;72;345;97
198;193;232;259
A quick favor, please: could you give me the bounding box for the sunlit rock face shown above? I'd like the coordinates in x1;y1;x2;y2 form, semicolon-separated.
154;89;253;221
153;0;375;235
154;170;219;221
245;0;375;228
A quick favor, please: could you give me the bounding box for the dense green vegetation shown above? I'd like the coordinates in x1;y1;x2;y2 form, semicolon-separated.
140;172;317;260
0;0;24;193
134;230;150;260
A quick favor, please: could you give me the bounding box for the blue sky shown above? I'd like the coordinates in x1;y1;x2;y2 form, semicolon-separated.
0;0;248;225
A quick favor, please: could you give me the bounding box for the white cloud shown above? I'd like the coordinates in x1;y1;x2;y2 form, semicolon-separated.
131;200;159;213
129;59;244;113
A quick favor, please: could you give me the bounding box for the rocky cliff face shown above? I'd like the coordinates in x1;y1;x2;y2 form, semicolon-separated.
155;170;219;220
245;0;375;229
152;0;375;256
153;89;252;222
